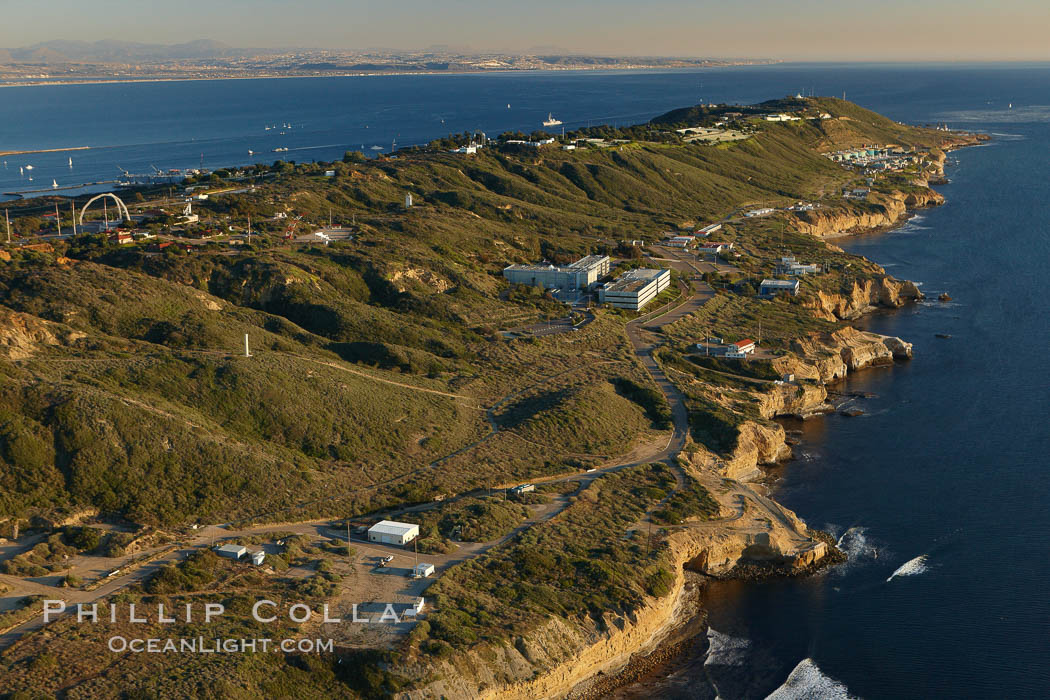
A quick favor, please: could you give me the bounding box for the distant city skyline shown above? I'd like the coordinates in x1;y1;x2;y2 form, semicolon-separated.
1;0;1048;62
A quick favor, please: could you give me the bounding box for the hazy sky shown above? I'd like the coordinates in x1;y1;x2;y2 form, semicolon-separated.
2;0;1049;61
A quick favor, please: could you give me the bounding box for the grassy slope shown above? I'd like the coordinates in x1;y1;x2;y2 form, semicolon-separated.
0;98;959;529
0;97;972;696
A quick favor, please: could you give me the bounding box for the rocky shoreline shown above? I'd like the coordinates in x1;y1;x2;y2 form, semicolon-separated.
395;134;983;700
551;138;986;700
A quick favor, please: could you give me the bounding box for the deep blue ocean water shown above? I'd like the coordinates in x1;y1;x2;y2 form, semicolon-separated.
3;63;1048;697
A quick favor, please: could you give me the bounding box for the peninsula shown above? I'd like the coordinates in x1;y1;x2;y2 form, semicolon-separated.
0;96;981;698
0;40;776;86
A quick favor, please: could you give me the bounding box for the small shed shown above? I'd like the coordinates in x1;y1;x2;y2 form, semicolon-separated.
216;544;246;560
413;563;436;579
250;550;266;566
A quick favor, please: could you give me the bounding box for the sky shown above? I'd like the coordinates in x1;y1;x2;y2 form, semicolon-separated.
1;0;1049;61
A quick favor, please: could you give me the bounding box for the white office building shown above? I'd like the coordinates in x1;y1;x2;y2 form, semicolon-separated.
598;268;671;310
503;255;611;291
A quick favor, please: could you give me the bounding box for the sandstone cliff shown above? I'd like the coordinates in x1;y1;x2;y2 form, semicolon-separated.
396;496;827;700
806;275;924;321
792;187;942;240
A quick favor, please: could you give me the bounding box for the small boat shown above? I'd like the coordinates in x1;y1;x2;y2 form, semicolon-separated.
24;164;33;170
370;145;384;151
542;112;562;127
272;147;288;152
68;157;73;167
248;150;255;156
265;126;271;130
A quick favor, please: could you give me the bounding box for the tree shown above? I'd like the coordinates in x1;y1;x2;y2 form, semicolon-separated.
343;150;366;164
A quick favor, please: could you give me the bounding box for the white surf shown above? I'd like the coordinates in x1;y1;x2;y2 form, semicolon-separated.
886;555;928;582
765;658;859;699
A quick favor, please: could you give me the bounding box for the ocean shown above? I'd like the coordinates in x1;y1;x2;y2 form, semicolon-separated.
3;63;1049;698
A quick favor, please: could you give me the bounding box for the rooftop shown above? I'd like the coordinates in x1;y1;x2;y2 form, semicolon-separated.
368;520;419;536
604;268;669;293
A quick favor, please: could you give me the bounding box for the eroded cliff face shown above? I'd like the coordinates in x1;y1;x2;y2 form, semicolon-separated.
0;309;86;360
713;327;912;480
721;421;791;481
806;275;924;321
792;187;943;240
396;512;827;700
774;326;913;384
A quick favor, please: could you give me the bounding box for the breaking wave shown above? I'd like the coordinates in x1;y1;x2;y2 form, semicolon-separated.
704;628;750;667
765;658;859;699
836;526;878;562
886;554;928;582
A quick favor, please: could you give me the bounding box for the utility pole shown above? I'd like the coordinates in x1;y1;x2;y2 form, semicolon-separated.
347;520;352;566
71;202;77;236
55;203;61;237
4;209;10;243
244;333;251;357
247;214;252;245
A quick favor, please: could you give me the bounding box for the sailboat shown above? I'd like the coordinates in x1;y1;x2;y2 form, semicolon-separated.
542;112;562;127
248;149;255;156
52;179;58;189
68;157;73;167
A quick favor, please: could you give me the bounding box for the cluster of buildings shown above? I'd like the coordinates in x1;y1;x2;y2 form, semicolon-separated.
501;254;672;311
745;207;775;218
503;137;557;148
774;256;821;276
503;254;611;292
825;146;921;173
763;111;831;122
597;268;671;310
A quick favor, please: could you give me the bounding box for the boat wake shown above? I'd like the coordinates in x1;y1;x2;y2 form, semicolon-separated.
886;555;928;582
765;658;859;699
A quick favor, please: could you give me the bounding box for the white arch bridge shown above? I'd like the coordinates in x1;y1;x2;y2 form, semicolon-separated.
77;193;131;226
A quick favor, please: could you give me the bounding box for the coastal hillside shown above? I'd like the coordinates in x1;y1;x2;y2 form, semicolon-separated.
0;98;980;697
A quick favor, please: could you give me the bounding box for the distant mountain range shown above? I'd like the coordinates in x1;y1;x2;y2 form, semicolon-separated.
0;39;274;64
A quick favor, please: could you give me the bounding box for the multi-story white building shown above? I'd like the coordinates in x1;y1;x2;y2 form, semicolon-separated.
598;268;671;310
503;255;611;291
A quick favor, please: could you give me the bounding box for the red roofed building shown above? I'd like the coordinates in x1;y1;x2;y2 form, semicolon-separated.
733;339;756;354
